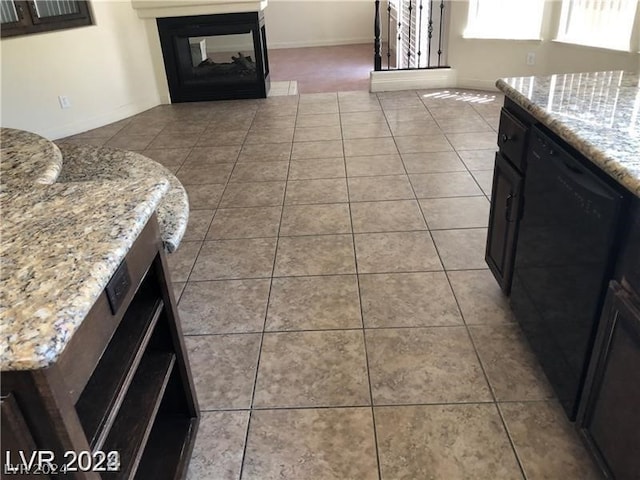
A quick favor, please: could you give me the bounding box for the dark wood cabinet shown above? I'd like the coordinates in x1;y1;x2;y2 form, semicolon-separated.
1;216;198;479
486;102;531;293
485;151;523;293
577;281;640;479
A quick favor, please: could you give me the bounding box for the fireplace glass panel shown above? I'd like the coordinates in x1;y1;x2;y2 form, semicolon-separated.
183;31;258;87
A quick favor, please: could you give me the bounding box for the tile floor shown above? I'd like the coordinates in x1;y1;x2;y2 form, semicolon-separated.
60;89;601;480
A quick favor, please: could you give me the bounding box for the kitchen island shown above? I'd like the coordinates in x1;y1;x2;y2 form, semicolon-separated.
486;70;639;479
1;131;199;479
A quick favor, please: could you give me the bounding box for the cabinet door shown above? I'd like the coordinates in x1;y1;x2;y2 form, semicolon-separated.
485;152;523;293
578;282;640;479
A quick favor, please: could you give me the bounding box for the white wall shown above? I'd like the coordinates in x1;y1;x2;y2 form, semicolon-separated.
265;0;373;48
448;0;640;90
0;0;162;139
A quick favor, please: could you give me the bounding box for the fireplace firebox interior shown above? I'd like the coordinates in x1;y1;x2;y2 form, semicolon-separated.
157;12;270;102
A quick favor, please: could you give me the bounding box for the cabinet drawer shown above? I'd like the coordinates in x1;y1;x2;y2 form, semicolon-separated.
498;108;528;171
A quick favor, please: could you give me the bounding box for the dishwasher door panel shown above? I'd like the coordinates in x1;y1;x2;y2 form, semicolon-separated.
510;127;624;419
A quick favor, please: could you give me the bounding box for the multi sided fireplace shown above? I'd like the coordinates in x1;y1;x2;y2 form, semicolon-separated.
157;12;270;102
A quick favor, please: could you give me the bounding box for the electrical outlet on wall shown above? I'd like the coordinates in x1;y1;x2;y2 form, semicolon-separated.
58;95;71;109
526;52;536;66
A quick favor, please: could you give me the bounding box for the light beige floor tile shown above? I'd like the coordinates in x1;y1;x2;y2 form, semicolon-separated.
184;146;241;165
219;181;286;207
274;234;356;276
447;131;497;150
207;206;281;239
190;238;277;280
388;120;442;137
184;184;225;209
105;134;155;150
351;200;426;233
266;275;362;331
360;272;462;327
470;324;555;401
238;142;292;162
375;404;523;480
355;231;442;273
500;401;602;480
142;148;190;168
348;175;415;202
182;209;215;241
345;154;406;177
448;269;514;324
253;330;370;407
419;196;490;229
472;169;494;196
243;408;378;480
410;172;483;198
291;140;343;160
340;110;387;125
341;122;392;139
196;129;248;146
380;96;425;109
245;127;294;144
298;102;339;115
458;149;497;170
280;203;351;236
185;334;261;409
394;134;453;154
401;151;466;173
288;158;345;180
186;411;249;480
435;115;495;133
366;327;492;404
432;228;487;270
229;161;289;183
148;132;201;149
295;113;341;128
285;178;348;204
344;137;398;156
294;125;342;142
176;163;234;185
179;279;270;334
167;241;201;282
172;281;186;302
383;107;432;123
251;115;296;130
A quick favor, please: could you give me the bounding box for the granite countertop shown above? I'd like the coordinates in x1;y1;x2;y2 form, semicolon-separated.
0;178;169;371
0;128;63;186
496;70;640;197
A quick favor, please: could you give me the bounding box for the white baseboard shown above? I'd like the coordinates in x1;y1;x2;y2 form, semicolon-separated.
268;38;372;49
47;96;161;140
455;77;500;91
370;68;458;92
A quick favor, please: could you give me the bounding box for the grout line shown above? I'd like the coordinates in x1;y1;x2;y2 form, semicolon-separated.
340;95;384;480
237;96;297;480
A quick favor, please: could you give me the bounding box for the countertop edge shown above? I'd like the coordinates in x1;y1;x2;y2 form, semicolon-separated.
496;78;640;197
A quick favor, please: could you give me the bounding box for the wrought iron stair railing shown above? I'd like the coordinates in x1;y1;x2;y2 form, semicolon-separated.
374;0;450;71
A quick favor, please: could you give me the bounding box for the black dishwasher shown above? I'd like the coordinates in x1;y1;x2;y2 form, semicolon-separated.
510;126;625;419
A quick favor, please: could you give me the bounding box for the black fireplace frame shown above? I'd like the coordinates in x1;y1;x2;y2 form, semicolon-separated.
157;12;270;102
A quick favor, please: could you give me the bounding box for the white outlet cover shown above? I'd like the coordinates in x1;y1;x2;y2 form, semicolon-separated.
58;95;71;109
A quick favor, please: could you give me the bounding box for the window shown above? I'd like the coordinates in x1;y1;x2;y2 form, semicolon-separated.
556;0;638;51
0;0;92;38
464;0;546;40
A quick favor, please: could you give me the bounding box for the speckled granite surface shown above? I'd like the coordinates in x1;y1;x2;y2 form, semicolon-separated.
0;178;169;370
56;144;189;253
1;128;63;186
497;70;640;196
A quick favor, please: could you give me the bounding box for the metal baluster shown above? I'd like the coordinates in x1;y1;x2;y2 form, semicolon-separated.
427;0;434;67
387;1;391;69
406;0;413;68
417;0;423;68
374;0;382;71
437;0;444;67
